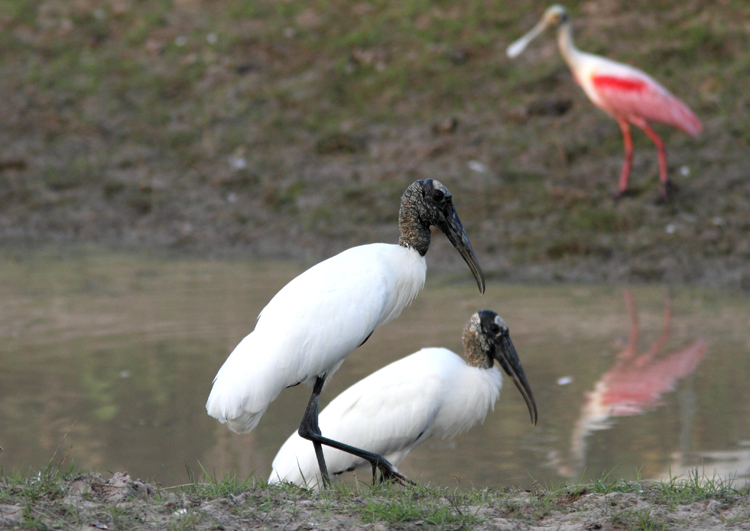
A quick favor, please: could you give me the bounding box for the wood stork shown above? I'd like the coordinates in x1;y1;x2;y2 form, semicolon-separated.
206;179;485;487
507;5;702;199
268;310;537;489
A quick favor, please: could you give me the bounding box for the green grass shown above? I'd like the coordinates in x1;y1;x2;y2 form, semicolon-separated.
0;0;749;280
7;0;742;160
354;483;480;527
1;464;747;530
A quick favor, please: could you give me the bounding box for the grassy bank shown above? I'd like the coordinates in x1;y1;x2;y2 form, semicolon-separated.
1;465;748;530
1;1;749;285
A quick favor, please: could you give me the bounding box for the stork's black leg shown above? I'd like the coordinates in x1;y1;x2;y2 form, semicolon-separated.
298;376;331;488
297;376;415;488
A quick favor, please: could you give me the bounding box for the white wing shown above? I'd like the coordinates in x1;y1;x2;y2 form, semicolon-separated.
206;244;426;433
269;348;472;487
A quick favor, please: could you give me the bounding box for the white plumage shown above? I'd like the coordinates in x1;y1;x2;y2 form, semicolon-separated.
206;244;427;433
206;179;485;486
269;310;537;489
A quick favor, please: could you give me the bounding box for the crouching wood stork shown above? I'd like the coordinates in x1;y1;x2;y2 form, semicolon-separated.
507;5;702;199
206;179;485;487
268;310;537;489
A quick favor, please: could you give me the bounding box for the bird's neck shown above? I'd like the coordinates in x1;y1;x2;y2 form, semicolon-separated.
556;21;583;71
398;187;431;256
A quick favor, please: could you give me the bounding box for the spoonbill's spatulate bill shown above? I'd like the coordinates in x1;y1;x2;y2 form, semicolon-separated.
507;5;702;199
206;179;485;487
269;310;537;489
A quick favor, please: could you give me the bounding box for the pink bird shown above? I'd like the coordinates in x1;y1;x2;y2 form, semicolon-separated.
507;5;702;199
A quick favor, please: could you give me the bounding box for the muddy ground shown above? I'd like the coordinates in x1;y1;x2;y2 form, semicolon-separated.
1;472;749;530
0;1;749;288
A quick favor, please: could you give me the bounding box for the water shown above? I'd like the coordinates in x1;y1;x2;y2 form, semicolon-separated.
1;247;749;489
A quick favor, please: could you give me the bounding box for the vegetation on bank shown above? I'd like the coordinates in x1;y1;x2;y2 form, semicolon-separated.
0;1;749;284
1;464;748;530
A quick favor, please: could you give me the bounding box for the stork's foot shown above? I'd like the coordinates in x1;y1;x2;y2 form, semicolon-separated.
655;180;679;204
373;459;416;487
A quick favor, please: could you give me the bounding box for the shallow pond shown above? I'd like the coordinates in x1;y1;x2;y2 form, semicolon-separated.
1;248;749;489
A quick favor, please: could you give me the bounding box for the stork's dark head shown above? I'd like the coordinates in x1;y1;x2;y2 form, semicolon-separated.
462;310;538;425
399;179;485;294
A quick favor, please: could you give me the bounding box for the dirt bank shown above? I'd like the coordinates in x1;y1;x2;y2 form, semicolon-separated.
2;471;749;530
0;1;749;288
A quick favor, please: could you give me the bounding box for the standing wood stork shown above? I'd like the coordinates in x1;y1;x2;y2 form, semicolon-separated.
507;5;702;199
206;179;485;487
269;310;537;489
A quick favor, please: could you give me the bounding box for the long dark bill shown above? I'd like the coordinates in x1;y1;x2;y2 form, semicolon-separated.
438;206;486;294
495;335;538;425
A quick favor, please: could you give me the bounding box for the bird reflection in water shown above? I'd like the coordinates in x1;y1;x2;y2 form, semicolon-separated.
550;288;707;477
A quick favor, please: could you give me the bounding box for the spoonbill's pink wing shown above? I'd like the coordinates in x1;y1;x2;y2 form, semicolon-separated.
591;74;702;136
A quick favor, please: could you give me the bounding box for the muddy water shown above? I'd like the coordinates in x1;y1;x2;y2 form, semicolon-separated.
1;248;749;489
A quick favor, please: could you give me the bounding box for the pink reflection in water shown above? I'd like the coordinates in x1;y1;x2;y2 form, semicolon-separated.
587;289;706;421
552;289;707;477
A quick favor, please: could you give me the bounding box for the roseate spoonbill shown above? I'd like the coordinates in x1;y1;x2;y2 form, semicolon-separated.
206;179;485;487
507;5;702;199
269;310;537;489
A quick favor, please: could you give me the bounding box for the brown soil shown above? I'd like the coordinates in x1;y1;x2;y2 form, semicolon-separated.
2;472;748;530
1;1;749;289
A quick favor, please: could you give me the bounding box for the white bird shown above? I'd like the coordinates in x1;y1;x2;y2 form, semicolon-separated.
206;179;485;487
269;310;537;489
507;5;702;199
